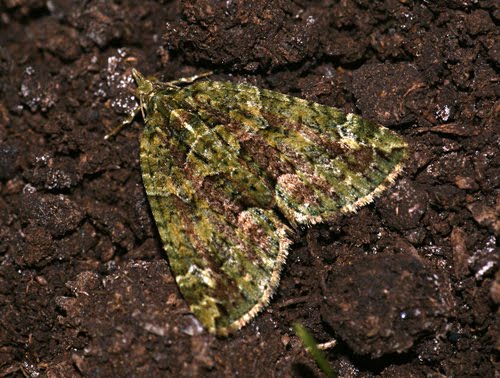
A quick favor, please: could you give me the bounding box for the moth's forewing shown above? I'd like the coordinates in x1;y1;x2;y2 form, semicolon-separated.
138;78;407;335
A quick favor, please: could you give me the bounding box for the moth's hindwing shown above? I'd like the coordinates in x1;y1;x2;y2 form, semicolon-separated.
139;78;407;335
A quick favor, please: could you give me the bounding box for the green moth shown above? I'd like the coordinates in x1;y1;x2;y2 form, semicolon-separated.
107;69;407;336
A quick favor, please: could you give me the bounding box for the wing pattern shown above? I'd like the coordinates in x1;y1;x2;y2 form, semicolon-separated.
139;78;407;335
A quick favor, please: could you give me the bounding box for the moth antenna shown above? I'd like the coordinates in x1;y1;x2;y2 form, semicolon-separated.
166;71;213;86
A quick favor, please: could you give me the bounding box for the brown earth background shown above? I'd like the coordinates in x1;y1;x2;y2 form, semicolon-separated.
0;0;499;377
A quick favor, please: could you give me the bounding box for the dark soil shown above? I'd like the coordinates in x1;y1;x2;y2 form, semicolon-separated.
0;1;498;377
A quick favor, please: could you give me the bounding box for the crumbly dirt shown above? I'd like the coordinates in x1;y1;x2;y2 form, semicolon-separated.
0;1;498;377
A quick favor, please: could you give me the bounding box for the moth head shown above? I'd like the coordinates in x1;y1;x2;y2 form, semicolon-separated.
104;69;212;140
103;69;156;140
132;69;155;102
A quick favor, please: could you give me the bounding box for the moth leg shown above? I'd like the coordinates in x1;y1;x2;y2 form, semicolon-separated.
104;103;141;140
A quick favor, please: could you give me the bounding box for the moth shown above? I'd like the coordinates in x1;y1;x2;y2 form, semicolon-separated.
106;69;407;336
